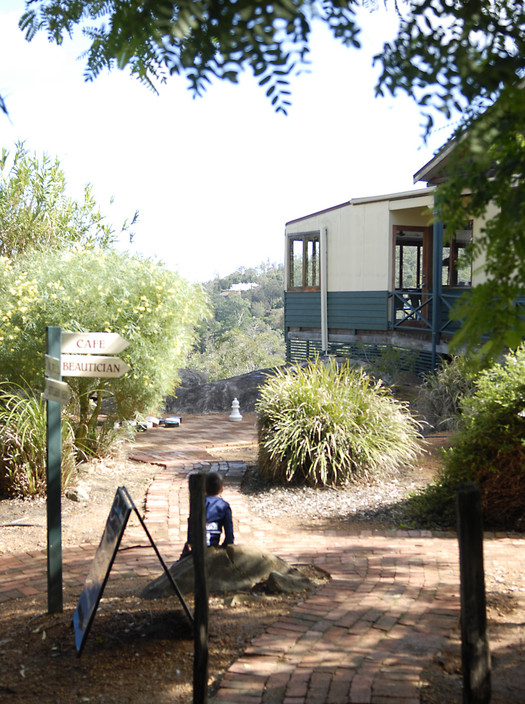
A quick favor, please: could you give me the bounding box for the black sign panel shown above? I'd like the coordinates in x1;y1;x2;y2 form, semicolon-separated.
73;487;132;654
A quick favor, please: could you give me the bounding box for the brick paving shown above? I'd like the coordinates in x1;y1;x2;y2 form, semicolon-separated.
1;412;524;702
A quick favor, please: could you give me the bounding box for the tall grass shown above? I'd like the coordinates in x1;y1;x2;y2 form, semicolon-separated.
418;355;477;430
256;359;423;487
0;383;76;498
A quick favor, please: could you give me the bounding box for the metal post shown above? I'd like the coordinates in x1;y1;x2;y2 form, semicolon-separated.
320;226;328;354
432;216;444;369
46;325;63;614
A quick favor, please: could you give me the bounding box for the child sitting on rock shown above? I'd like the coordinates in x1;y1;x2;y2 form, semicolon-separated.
181;471;234;557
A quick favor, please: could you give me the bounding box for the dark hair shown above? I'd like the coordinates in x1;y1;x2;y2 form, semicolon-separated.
205;471;224;496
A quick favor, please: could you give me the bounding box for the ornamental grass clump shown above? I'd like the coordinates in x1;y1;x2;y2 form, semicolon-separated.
256;359;423;487
418;355;477;430
0;383;75;498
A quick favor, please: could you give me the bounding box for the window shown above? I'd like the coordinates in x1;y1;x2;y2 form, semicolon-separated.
394;226;433;291
395;233;424;289
287;232;320;290
442;222;473;287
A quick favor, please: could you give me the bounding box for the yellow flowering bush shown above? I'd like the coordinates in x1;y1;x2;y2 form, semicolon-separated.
0;246;208;457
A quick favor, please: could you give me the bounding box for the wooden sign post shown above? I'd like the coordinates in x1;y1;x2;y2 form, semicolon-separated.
190;473;209;704
457;483;491;704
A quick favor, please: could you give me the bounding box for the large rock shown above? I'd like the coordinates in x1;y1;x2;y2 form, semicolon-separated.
139;544;314;598
176;368;209;387
164;367;281;415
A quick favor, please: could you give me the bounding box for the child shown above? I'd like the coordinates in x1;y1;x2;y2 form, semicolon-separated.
181;471;234;557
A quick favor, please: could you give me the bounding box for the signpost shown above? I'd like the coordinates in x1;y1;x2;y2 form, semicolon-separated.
45;327;64;614
61;332;129;355
44;378;72;405
44;328;130;614
61;355;130;378
44;354;61;379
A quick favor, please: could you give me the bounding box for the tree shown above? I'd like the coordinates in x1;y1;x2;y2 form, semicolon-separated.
18;1;525;358
19;0;361;114
189;325;285;381
376;1;525;359
0;246;208;457
190;262;285;375
0;142;137;258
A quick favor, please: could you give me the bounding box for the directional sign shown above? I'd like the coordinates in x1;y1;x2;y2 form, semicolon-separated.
45;354;61;381
61;354;131;378
44;378;72;405
61;332;129;355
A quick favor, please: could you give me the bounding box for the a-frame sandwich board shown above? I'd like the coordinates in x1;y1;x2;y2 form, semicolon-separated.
73;485;193;655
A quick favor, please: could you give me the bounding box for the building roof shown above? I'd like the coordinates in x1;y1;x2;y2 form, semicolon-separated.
285;187;434;226
413;139;458;186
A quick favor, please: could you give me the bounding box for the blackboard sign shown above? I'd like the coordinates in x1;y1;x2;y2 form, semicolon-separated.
73;487;132;654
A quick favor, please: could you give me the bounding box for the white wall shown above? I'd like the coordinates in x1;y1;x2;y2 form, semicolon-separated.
285;189;434;292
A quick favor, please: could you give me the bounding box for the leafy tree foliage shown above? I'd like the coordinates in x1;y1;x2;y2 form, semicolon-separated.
439;100;525;359
0;142;136;258
17;1;525;357
190;325;285;381
408;345;525;530
20;0;361;114
377;1;525;134
189;262;285;379
0;246;208;457
377;1;525;359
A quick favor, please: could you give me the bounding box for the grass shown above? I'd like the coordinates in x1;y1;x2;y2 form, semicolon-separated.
0;383;76;498
256;358;423;487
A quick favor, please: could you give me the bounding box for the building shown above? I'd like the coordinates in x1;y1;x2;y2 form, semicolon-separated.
283;148;493;371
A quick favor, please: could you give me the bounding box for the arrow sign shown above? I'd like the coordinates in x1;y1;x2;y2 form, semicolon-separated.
61;355;131;378
44;378;72;405
62;332;129;355
45;354;61;381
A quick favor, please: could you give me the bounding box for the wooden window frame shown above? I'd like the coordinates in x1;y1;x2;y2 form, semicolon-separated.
287;231;321;291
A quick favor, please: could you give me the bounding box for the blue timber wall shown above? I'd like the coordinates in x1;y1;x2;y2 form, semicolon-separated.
285;291;389;331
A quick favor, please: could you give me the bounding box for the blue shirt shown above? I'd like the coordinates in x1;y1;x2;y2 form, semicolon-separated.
205;495;234;547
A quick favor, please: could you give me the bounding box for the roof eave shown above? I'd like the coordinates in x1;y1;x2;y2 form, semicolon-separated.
413;139;457;185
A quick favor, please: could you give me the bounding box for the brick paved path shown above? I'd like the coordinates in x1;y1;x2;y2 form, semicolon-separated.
132;418;462;704
1;413;524;703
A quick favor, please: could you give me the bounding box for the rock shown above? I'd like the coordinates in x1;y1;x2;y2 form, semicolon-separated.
264;568;313;594
139;544;314;598
65;483;90;502
164;367;281;415
176;368;209;387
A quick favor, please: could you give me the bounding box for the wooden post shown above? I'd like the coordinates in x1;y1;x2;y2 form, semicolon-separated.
457;483;491;704
189;473;208;704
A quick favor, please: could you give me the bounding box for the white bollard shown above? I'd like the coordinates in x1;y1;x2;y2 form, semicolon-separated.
229;397;243;421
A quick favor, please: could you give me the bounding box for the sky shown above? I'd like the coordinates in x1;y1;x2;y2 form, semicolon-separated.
0;1;452;283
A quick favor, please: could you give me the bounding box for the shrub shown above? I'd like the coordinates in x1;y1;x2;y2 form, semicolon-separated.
256;359;423;487
364;344;419;384
409;345;525;530
0;246;208;458
0;383;76;498
418;355;477;430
